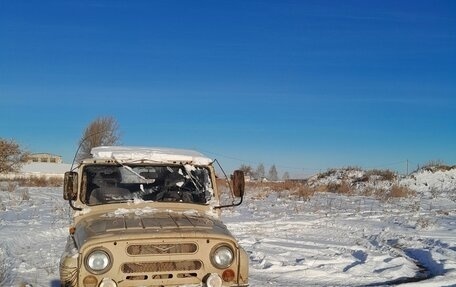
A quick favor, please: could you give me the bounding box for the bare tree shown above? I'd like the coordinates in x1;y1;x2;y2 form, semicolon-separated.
238;164;254;177
76;116;121;161
255;163;265;180
268;164;279;181
0;138;30;173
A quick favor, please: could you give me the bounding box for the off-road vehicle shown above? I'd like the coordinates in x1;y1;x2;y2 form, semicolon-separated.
60;146;248;287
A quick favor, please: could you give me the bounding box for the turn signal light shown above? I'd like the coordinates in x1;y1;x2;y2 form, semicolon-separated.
222;269;235;282
82;275;98;287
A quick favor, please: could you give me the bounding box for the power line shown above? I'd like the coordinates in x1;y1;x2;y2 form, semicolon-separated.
364;160;407;169
199;149;432;175
199;149;320;172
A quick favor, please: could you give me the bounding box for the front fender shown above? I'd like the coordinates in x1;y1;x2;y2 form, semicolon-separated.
59;236;79;287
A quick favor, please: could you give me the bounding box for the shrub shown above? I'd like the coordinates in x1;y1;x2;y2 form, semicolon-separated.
326;182;339;192
241;180;317;199
46;176;63;187
7;181;18;192
366;169;396;181
30;176;48;187
317;169;337;179
344;166;362;171
324;181;352;194
20;188;31;201
338;181;352;194
0;176;63;188
420;161;455;172
293;185;315;200
20;176;63;187
389;185;413;198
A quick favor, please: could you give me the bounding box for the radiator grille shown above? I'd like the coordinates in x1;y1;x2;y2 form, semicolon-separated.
127;243;197;255
122;260;202;273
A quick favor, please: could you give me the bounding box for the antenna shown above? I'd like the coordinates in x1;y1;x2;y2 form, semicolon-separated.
67;129;113;211
70;129;111;171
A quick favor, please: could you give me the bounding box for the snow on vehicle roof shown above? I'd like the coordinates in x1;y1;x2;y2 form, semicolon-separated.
90;146;213;165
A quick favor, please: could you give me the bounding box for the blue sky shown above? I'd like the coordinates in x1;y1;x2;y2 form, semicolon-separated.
1;0;455;177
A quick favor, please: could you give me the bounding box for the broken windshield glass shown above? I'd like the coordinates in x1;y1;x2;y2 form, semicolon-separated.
82;164;213;205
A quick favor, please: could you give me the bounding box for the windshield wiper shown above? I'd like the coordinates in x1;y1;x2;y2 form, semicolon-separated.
111;156;155;184
181;165;205;192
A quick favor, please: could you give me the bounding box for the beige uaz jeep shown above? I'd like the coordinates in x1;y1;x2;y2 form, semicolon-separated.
60;146;248;287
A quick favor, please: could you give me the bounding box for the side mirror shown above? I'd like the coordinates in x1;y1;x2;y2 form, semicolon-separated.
232;170;245;198
63;171;78;201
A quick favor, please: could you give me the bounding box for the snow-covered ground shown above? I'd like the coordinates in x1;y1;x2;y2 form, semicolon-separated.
0;186;69;287
0;168;455;286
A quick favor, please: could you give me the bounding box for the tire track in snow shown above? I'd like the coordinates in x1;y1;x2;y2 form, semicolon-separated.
228;219;421;286
224;195;455;287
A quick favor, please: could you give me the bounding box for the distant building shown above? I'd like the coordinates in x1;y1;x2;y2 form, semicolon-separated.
0;153;70;180
28;153;63;164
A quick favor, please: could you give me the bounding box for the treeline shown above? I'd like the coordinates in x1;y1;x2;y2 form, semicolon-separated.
237;163;290;181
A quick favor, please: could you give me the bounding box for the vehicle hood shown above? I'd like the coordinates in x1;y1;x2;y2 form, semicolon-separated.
73;209;234;248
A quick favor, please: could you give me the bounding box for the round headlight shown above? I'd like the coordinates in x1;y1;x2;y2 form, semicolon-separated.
85;249;112;274
211;245;234;269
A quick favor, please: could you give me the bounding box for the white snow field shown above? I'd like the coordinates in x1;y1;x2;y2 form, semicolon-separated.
1;168;456;287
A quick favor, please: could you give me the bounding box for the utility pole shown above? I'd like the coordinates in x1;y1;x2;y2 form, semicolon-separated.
406;159;409;176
